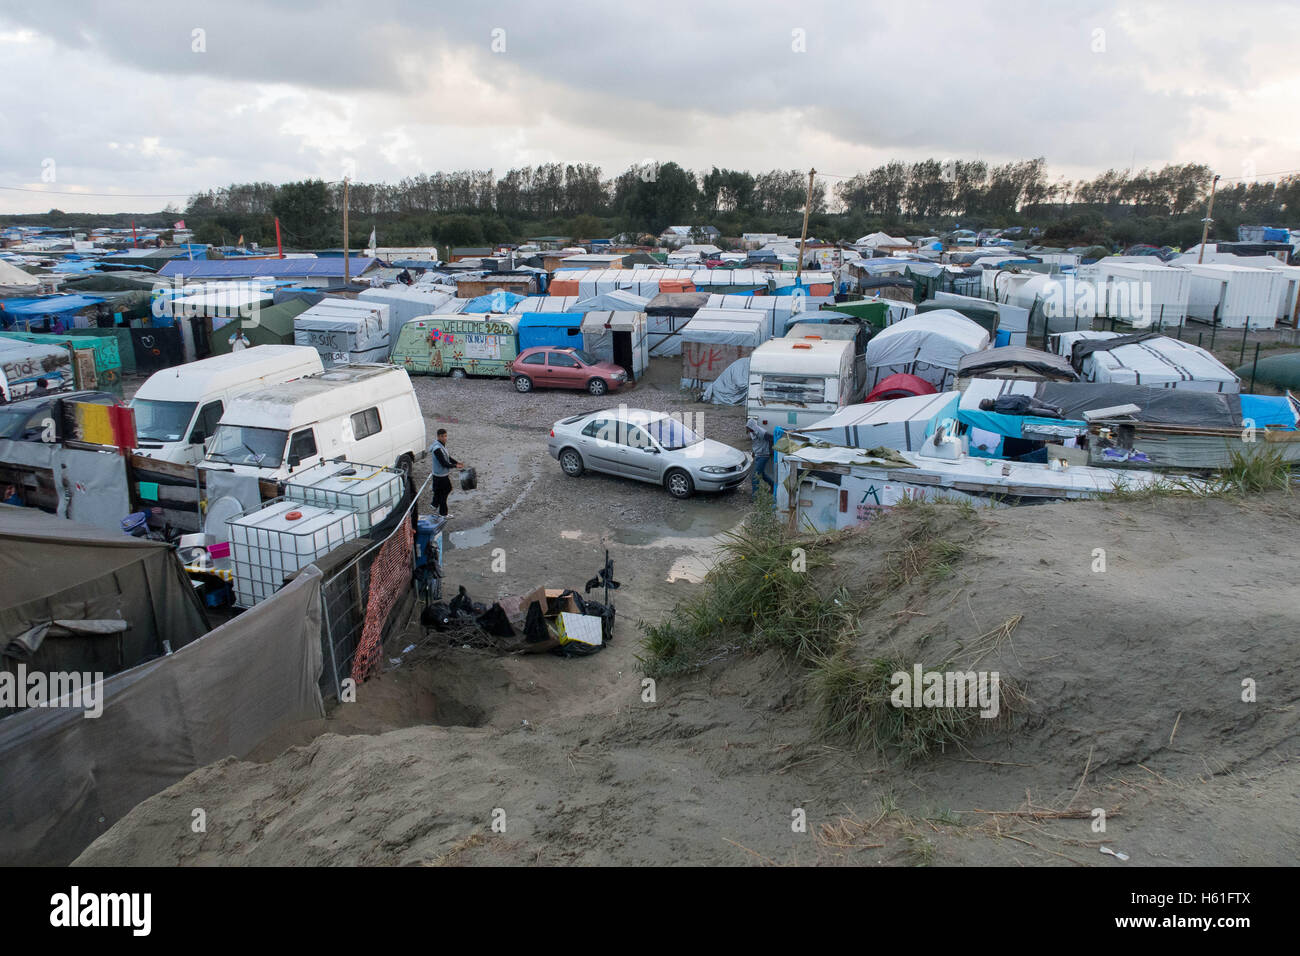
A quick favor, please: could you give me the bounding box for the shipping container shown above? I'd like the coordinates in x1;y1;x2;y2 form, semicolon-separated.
1180;262;1285;329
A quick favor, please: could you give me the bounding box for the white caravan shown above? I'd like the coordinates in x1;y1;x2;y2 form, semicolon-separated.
200;364;426;482
130;345;324;466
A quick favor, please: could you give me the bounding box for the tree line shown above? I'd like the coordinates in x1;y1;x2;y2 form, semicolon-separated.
175;159;1299;251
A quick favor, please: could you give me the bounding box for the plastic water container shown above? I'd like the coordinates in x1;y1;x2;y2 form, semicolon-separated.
285;460;404;533
227;498;360;607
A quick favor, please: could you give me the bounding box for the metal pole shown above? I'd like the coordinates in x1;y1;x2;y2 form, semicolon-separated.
1197;174;1220;264
1240;322;1249;365
796;168;815;284
343;177;351;286
1249;342;1260;392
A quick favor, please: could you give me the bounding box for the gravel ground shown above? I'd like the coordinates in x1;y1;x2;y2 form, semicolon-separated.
403;357;754;632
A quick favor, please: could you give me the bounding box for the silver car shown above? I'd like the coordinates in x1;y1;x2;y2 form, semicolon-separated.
547;407;752;499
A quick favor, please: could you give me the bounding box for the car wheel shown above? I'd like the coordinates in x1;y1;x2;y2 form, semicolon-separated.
514;375;533;393
665;469;694;499
451;368;467;379
559;448;584;477
587;377;608;396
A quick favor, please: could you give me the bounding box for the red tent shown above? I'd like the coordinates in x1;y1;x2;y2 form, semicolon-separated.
865;373;937;403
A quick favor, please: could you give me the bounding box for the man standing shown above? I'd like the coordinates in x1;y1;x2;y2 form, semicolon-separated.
229;328;251;352
746;417;774;495
428;427;463;517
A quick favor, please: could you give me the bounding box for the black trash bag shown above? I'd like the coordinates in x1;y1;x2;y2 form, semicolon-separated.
448;585;474;617
582;599;617;644
460;467;477;491
475;602;515;637
523;600;549;644
421;602;454;630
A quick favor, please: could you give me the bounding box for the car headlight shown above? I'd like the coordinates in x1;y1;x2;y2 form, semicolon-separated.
613;371;626;380
701;465;730;474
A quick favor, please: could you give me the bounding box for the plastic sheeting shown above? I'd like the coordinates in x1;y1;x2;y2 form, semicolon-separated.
794;392;961;450
1056;331;1240;393
701;357;750;405
864;311;989;389
0;566;323;866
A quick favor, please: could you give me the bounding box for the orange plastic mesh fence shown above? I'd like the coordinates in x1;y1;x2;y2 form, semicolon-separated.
350;519;414;683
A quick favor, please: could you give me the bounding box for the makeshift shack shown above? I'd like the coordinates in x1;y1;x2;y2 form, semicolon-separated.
294;299;391;366
679;310;766;389
1055;331;1240;393
579;311;649;380
517;311;585;350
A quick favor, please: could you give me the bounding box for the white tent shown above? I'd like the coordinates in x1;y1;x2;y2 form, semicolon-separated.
0;259;40;290
864;311;990;389
357;285;456;339
568;289;649;312
856;232;911;249
792;392;962;451
1054;331;1240;393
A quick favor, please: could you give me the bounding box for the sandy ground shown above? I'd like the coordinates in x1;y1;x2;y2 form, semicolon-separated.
77;461;1300;865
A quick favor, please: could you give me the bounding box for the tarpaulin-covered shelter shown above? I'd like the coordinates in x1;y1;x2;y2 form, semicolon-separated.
517;311;585;350
679;310;767;388
509;295;579;313
1055;331;1240;393
580;311;649;379
864;311;990;390
0;505;208;690
569;289;650;313
294;299;391;365
461;289;526;314
706;293;833;337
792;391;960;451
0;294;107;329
956;346;1079;384
208;298;311;355
357;285;457;340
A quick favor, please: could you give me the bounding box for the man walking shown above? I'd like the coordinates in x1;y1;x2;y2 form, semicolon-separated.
428;427;463;517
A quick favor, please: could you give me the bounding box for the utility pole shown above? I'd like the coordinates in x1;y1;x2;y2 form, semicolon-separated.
796;168;816;282
1197;173;1220;264
342;177;351;285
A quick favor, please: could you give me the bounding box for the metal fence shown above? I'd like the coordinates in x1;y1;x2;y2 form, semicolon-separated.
315;476;426;700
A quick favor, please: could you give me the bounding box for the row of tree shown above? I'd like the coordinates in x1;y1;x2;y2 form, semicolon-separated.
176;160;1298;250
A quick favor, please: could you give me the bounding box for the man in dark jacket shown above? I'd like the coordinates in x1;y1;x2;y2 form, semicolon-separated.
428;427;462;516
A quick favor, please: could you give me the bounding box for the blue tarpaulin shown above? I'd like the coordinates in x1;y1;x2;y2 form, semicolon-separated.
517;312;584;350
463;290;526;313
0;294;106;318
1240;393;1297;429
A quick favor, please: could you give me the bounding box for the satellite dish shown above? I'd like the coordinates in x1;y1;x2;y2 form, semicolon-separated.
203;495;245;538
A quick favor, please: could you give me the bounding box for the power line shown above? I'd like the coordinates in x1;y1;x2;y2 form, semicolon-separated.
0;184;195;198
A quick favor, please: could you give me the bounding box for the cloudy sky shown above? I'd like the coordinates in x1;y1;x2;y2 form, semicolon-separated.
1;0;1297;214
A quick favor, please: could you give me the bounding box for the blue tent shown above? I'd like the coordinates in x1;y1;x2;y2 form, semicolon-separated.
517;312;584;350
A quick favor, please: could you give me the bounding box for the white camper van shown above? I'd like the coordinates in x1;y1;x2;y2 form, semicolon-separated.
200;364;426;482
130;345;325;466
747;337;857;435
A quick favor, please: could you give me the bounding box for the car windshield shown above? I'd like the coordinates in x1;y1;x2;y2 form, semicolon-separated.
645;417;703;450
132;399;197;442
206;424;287;467
569;349;598;365
0;404;42;439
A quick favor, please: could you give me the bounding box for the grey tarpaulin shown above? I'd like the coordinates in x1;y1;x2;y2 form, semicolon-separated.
702;357;750;405
0;504;208;684
0;439;131;532
0;565;325;866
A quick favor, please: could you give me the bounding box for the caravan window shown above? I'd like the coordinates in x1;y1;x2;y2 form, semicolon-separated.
760;375;826;404
351;407;382;440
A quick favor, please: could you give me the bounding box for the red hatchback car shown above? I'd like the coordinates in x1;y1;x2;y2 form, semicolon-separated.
509;347;628;396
